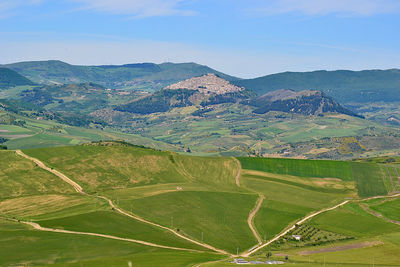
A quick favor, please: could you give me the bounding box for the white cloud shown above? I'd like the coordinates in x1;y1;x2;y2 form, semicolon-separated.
69;0;194;18
253;0;400;16
0;0;43;19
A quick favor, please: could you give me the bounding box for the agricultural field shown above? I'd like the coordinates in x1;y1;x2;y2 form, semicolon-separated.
239;157;388;197
255;202;400;266
1;143;400;266
0;109;177;151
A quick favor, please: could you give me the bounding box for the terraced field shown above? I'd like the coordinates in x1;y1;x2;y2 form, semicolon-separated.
1;143;399;266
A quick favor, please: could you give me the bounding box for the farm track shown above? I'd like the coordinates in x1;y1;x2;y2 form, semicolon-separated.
392;165;400;187
242;200;350;257
2;217;201;252
384;165;397;192
360;203;400;225
15;150;399;260
247;195;264;245
232;157;241;187
15;150;231;256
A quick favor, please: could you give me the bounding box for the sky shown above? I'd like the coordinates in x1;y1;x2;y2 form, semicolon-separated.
0;0;399;78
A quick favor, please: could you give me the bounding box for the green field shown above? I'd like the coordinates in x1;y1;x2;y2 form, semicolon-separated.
38;210;208;251
0;150;74;199
238;157;354;181
124;191;257;254
1;142;400;266
368;198;400;221
239;157;387;198
0;219;223;267
261;202;400;266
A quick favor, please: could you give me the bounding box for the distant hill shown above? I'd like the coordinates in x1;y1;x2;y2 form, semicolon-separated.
246;89;361;117
116;74;251;114
234;69;400;103
0;67;35;89
2;60;238;90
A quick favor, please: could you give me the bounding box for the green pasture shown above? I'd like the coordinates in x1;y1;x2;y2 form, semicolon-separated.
0;151;74;199
0;219;222;267
38;210;207;251
350;162;387;197
238;157;354;181
308;202;400;238
368;198;400;221
23;143;189;193
126;190;258;254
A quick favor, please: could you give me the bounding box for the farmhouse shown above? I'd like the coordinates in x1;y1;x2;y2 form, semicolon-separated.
292;235;302;241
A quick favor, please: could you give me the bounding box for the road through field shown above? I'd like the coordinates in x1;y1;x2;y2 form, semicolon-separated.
242;200;350;257
15;150;231;256
2;217;200;252
247;195;264;245
232;157;242;187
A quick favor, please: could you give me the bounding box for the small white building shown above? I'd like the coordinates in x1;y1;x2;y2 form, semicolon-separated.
292;234;302;241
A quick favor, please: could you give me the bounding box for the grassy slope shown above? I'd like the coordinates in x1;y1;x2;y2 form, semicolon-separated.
0;150;74;199
279;203;400;265
239;157;387;197
23;143;188;193
125;191;257;254
22;143;256;254
3;143;398;266
0;109;176;151
0;219;222;267
240;170;354;241
238;157;354;181
368;198;400;221
38;210;207;251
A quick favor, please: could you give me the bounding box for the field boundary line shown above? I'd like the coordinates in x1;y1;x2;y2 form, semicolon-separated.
0;217;201;253
242;200;349;257
98;196;230;255
16;150;230;256
232;157;241;187
247;195;264;245
360;203;400;225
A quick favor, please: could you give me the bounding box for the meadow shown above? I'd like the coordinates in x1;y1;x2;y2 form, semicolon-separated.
1;142;399;266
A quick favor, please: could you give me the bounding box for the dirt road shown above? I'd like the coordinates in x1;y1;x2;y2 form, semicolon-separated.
232;157;241;187
16;150;84;194
247;195;264;245
15;150;230;256
242;200;349;257
9;218;200;252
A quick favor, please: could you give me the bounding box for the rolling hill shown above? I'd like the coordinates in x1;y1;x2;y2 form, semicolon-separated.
234;69;400;103
246;89;361;117
115;74;252;114
0;68;35;89
1;142;399;266
2;60;238;90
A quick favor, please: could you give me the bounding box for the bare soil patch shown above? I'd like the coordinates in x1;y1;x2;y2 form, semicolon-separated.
297;241;383;255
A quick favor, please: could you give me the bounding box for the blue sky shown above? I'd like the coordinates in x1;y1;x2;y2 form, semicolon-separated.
0;0;399;78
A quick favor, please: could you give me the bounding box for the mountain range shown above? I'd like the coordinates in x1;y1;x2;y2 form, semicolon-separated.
1;60;400;159
2;60;400;103
1;60;237;91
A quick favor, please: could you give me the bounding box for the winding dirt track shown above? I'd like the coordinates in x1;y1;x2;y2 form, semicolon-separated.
16;150;84;194
247;195;264;245
18;219;200;252
15;150;230;256
232;158;242;187
241;200;349;257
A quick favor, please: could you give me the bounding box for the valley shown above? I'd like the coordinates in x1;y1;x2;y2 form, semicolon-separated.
1;66;400;159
